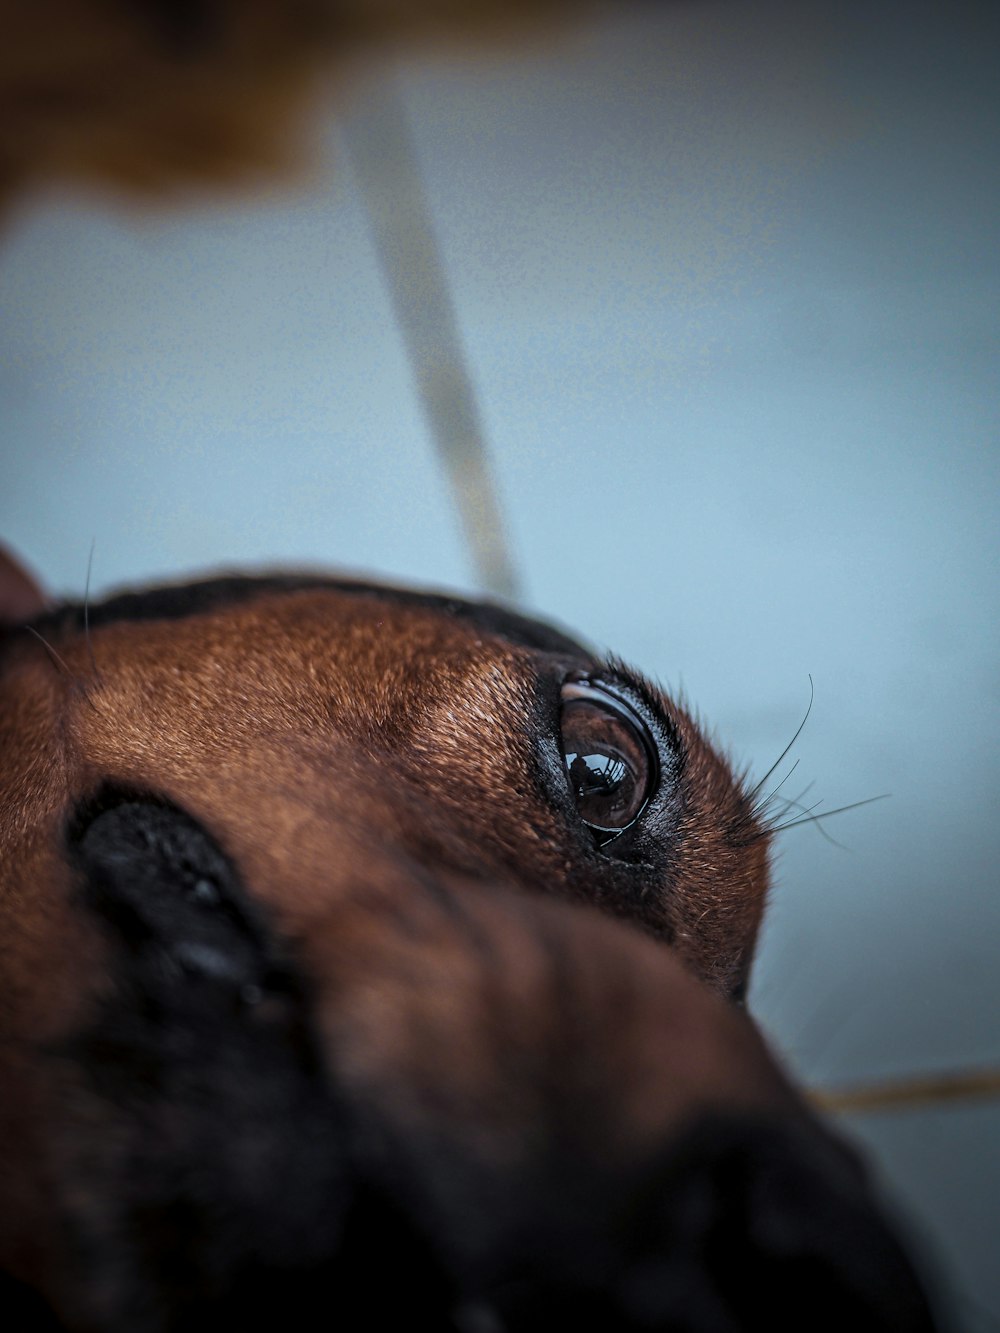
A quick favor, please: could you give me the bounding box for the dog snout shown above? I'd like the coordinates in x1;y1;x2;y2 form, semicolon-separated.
0;579;943;1330
297;887;939;1331
45;789;940;1331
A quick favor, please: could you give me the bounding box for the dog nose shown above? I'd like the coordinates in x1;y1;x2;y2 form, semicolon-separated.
436;1114;938;1333
572;1114;937;1333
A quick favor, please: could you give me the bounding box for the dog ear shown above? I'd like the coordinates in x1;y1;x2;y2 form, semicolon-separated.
0;545;48;625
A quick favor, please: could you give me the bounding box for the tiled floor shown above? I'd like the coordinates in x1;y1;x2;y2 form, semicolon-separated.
2;1;997;1325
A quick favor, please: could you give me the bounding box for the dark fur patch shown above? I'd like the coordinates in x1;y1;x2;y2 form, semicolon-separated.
27;574;590;659
58;795;441;1331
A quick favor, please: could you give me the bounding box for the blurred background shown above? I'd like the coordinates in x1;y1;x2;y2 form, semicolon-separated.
1;0;997;1325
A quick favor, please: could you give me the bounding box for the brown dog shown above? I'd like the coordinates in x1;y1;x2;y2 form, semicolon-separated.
0;553;938;1331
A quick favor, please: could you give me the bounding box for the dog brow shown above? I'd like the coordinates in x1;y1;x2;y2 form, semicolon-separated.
30;575;595;659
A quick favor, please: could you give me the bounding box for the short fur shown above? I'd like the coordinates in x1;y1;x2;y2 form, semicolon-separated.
0;571;938;1330
0;3;944;1325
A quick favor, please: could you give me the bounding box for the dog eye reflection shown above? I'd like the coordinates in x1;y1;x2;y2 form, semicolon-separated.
559;682;656;841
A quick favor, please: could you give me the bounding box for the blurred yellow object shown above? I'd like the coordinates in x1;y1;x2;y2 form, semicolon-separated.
813;1067;1000;1117
0;0;589;206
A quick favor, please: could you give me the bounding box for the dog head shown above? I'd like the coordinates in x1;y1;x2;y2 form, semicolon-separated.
0;556;937;1331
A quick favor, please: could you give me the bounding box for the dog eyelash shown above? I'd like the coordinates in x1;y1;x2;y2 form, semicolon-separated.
593;657;684;766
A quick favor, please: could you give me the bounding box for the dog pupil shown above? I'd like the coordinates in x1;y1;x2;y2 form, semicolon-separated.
566;750;635;825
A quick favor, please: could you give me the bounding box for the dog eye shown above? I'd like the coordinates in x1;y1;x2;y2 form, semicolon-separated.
559;680;657;844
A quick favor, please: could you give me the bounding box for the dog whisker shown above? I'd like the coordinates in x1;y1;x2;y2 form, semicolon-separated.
746;674;815;805
24;623;107;718
767;794;890;837
82;539;104;688
749;756;802;822
24;623;73;677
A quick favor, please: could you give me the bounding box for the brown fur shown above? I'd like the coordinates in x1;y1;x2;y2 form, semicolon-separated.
0;570;937;1329
0;3;941;1322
